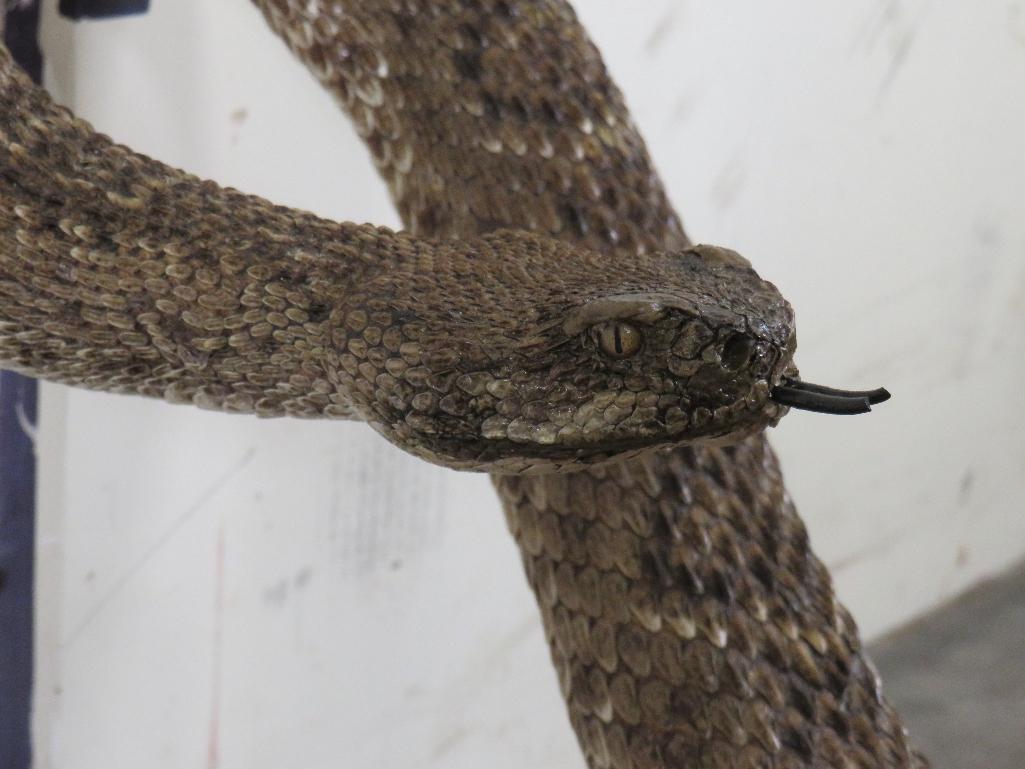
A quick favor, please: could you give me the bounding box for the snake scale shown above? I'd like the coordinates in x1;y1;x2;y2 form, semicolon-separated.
0;1;927;767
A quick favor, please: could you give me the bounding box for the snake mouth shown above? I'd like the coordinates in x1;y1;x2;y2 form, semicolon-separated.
770;379;891;415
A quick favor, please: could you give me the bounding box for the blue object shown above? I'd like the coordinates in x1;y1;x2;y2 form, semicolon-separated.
3;3;41;82
0;372;38;769
1;6;41;768
59;0;150;20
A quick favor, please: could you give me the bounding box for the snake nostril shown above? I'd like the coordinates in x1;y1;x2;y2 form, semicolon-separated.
720;334;756;371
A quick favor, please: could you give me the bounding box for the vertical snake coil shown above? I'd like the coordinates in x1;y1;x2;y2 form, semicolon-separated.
0;1;927;767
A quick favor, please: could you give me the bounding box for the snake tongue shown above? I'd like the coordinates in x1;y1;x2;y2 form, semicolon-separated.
770;380;891;415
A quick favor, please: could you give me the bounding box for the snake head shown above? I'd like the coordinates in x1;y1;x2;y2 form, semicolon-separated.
346;234;798;472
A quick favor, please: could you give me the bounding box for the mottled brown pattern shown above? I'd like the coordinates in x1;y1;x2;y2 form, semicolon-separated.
0;0;926;766
497;444;926;768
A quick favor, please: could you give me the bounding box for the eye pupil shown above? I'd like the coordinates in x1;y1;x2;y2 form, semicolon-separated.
597;321;642;358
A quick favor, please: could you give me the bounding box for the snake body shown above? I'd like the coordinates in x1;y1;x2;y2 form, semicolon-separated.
0;1;927;766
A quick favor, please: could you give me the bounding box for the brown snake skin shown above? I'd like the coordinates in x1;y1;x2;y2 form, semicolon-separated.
0;1;928;767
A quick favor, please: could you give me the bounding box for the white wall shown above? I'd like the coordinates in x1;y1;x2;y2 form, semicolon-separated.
31;2;1025;768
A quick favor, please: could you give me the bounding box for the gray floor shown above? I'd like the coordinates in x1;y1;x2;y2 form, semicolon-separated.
870;562;1025;769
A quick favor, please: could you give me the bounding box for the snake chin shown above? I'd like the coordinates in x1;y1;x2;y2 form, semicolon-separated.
390;391;789;474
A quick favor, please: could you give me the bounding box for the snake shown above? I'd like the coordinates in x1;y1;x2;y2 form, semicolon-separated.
0;1;928;767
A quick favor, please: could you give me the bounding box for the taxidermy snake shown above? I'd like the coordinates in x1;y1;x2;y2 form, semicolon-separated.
0;1;928;767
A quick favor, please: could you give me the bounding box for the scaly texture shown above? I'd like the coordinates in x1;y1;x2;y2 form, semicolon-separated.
0;1;927;766
254;2;927;767
0;44;792;471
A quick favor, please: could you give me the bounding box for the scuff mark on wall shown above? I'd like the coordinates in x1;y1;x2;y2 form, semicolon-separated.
855;0;933;100
955;545;970;568
60;447;257;648
709;152;748;211
262;566;314;607
229;107;248;146
831;524;915;575
958;469;974;506
263;578;288;607
667;89;699;128
644;2;684;56
877;27;914;98
431;725;470;761
332;441;447;577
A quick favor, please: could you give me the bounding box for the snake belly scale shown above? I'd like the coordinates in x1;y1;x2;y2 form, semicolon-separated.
0;1;926;767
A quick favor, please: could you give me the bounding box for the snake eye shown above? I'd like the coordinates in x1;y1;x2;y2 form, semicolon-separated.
595;321;643;359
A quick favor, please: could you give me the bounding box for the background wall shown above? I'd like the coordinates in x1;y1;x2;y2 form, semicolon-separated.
31;1;1025;768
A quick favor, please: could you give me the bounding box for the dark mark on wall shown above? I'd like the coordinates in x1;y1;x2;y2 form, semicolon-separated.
958;470;974;506
264;568;314;606
229;107;248;146
431;726;470;761
832;526;913;574
855;0;931;101
877;26;915;98
669;90;698;126
644;3;683;56
955;545;970;568
264;579;289;607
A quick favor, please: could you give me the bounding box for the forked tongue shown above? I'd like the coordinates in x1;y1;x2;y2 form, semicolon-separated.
770;380;891;415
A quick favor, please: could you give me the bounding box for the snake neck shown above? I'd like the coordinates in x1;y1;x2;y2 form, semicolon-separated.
496;440;927;768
